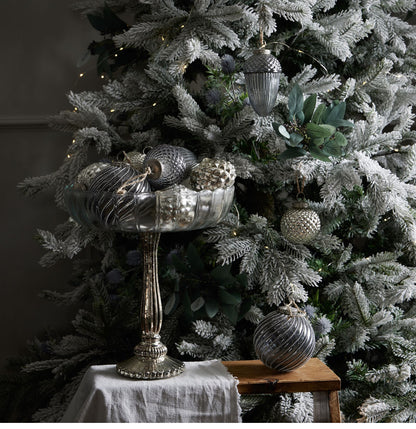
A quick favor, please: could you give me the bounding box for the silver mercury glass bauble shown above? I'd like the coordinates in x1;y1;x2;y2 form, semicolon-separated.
280;200;321;245
243;49;281;117
190;158;236;191
253;307;315;372
124;151;147;172
143;144;193;190
74;162;108;190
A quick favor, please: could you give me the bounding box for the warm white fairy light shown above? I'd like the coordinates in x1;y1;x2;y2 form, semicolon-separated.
79;73;85;77
152;102;157;107
110;109;115;113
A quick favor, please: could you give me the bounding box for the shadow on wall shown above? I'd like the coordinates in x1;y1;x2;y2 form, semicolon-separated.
0;0;101;366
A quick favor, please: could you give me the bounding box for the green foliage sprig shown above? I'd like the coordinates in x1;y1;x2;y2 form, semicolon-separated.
164;243;250;325
273;84;354;162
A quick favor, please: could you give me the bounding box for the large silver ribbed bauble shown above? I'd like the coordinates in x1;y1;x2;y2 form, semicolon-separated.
253;307;315;372
88;163;151;227
280;201;321;244
243;49;281;117
143;144;194;190
190;158;236;191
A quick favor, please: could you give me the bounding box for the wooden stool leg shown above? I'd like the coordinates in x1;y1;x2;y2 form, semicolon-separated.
312;391;341;423
329;391;341;422
313;391;330;422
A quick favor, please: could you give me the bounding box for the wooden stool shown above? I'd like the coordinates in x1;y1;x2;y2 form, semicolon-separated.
222;358;341;423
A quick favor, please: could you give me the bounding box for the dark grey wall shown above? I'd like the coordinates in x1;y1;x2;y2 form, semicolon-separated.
0;1;101;366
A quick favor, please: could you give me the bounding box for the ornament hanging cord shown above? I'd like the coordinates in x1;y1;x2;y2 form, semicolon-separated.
117;166;152;194
296;171;306;200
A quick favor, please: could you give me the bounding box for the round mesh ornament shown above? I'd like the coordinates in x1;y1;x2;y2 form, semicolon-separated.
243;49;281;117
190;158;236;191
253;306;315;372
280;201;320;244
74;162;108;190
143;144;191;190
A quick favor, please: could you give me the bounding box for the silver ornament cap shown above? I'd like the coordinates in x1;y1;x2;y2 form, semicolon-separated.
280;200;321;244
244;49;281;117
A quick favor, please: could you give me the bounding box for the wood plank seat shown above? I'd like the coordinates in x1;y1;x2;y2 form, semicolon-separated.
222;358;341;423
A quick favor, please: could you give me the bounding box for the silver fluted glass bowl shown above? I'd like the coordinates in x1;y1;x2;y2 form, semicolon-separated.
64;184;234;232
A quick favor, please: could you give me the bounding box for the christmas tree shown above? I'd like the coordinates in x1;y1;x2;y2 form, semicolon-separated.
4;0;416;423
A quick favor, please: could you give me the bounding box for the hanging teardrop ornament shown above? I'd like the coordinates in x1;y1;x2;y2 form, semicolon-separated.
243;48;281;117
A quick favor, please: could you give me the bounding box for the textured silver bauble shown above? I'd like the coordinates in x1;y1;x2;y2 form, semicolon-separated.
243;49;281;117
124;151;146;172
190;158;236;191
156;185;196;230
253;307;315;372
280;201;321;244
143;144;190;190
74;162;109;190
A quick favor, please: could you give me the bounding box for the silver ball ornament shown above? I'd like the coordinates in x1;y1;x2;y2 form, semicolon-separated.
280;201;321;244
253;307;315;372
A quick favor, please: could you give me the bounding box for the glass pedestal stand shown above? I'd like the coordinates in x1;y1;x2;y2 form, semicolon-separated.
116;232;185;379
64;184;235;380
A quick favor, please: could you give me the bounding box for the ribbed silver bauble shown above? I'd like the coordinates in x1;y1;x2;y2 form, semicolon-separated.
243;49;281;117
190;158;236;191
253;307;315;372
143;145;196;190
74;162;109;190
88;163;151;227
280;201;321;244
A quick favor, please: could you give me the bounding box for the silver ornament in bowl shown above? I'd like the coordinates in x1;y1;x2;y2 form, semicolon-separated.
190;158;236;191
143;144;195;190
243;49;281;117
253;306;315;372
280;200;321;245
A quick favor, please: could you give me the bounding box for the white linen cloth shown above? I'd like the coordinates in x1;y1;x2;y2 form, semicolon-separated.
61;360;241;423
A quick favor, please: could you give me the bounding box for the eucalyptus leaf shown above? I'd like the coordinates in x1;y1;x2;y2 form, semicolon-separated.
218;288;242;305
295;110;305;124
222;304;239;325
278;125;290;139
303;94;317;123
306;123;336;138
330;118;354;128
333;131;348;146
211;265;235;285
323;140;343;156
309;145;331;162
289;133;304;146
288;84;304;118
277;147;307;160
191;296;205;312
205;299;220;318
164;293;178;315
238;299;252;321
324;101;346;125
311;103;326;124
